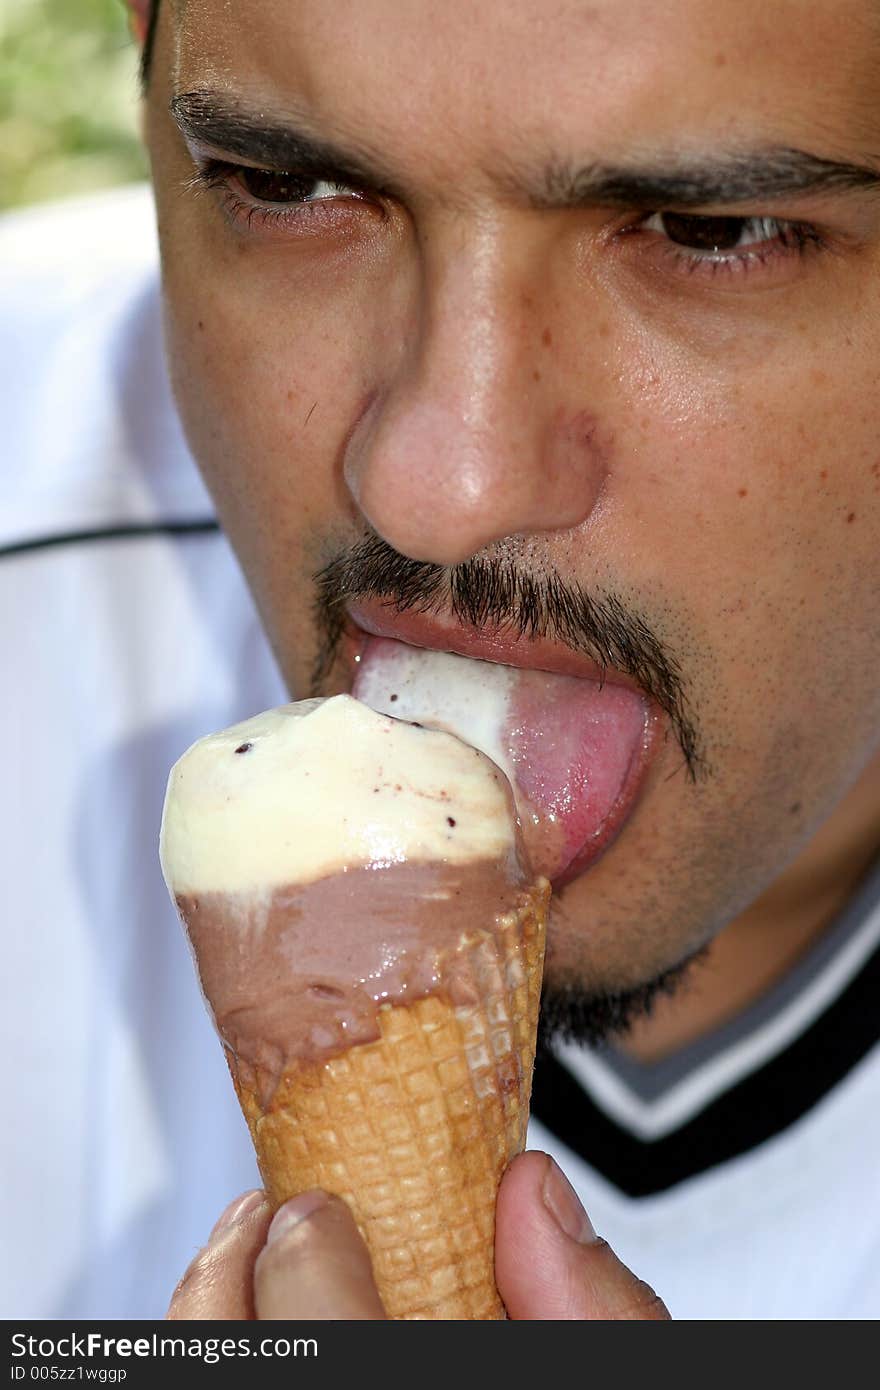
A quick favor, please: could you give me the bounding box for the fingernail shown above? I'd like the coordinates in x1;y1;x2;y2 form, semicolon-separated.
266;1190;330;1246
542;1158;597;1244
209;1189;265;1241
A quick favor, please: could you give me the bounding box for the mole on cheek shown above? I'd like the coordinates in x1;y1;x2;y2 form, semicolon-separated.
541;327;553;347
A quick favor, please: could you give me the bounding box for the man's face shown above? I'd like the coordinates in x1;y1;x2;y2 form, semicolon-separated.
146;0;880;1010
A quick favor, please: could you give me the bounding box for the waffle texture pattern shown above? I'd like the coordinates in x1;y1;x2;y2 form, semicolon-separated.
229;878;550;1319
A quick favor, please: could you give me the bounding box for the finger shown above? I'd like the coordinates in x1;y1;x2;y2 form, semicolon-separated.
254;1190;388;1320
167;1189;272;1320
495;1152;671;1320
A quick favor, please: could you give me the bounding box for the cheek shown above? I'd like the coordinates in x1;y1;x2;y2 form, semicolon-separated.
162;280;360;525
157;202;412;549
602;330;880;772
154;214;414;692
610;322;877;605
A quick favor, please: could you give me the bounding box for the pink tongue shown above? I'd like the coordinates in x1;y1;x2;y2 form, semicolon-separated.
505;663;649;877
353;637;649;880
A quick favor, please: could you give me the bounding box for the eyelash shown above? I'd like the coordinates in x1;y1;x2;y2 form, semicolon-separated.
186;157;825;279
186;159;377;230
633;212;824;278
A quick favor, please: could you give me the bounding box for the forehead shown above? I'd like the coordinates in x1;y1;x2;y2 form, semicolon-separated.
171;0;879;175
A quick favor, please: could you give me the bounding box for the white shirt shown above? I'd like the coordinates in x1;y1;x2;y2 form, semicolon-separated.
3;185;878;1319
1;186;286;1319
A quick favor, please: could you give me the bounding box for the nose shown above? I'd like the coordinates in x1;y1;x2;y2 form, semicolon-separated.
343;217;611;566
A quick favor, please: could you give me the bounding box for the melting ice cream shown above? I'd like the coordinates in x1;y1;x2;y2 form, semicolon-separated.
159;695;536;1097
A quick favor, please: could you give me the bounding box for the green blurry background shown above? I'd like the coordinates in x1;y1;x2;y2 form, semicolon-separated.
1;0;147;210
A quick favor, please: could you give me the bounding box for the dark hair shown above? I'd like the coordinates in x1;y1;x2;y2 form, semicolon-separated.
139;0;160;92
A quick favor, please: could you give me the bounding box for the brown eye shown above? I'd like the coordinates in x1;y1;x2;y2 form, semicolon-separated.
630;208;818;282
659;213;747;251
237;168;317;203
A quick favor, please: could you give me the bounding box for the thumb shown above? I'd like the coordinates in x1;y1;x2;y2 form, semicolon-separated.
253;1190;388;1320
495;1152;671;1320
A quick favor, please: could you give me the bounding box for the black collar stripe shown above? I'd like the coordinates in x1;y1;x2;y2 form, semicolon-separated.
553;891;880;1139
530;935;880;1197
590;856;880;1110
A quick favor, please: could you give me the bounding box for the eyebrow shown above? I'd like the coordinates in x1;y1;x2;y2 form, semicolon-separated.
170;89;880;210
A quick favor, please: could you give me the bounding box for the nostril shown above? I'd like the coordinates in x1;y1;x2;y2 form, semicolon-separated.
343;385;612;566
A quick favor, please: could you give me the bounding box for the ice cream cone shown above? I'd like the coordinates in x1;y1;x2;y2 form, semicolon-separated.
226;877;549;1320
160;696;553;1318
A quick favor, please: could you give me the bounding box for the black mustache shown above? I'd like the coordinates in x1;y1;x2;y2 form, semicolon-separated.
312;532;705;781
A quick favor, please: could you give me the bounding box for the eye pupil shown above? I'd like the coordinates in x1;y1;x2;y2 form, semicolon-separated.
662;212;744;252
239;168;313;203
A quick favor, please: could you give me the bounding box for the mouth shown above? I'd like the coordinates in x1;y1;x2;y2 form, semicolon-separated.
344;599;661;887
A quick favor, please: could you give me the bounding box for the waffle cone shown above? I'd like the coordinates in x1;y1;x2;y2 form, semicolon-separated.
226;876;550;1319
